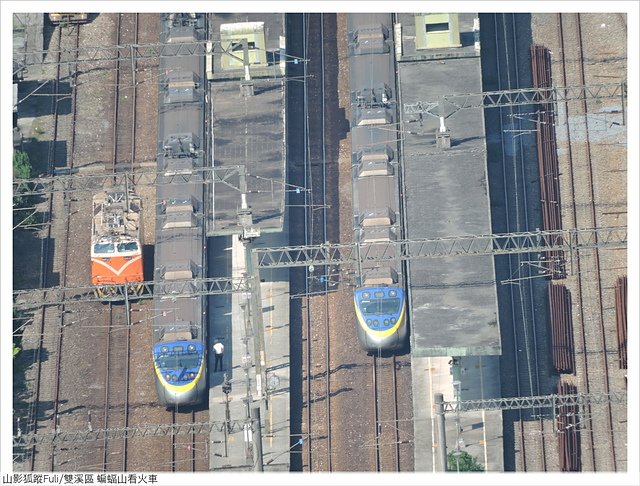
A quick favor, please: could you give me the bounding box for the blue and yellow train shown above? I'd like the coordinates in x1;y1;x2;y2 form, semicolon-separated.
347;13;408;353
153;13;208;407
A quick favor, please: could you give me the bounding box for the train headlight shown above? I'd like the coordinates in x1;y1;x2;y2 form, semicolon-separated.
189;372;196;379
171;374;178;382
384;319;390;325
161;346;169;353
389;290;397;297
373;320;379;326
187;344;196;351
366;319;372;325
391;317;397;324
165;373;171;381
362;292;370;299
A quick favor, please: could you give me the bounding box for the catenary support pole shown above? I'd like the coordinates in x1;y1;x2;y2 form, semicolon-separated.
435;393;448;471
251;405;264;471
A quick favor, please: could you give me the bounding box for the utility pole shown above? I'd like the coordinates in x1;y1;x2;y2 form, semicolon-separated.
434;393;448;471
251;405;264;471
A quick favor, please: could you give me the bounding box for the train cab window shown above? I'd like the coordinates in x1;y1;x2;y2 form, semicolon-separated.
117;242;138;252
360;298;401;315
156;352;200;370
94;243;115;253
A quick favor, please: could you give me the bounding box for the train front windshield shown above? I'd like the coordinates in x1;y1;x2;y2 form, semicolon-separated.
360;298;401;315
156;352;201;369
117;242;138;252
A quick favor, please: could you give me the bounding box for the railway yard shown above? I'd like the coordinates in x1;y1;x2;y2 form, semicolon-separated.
8;10;632;477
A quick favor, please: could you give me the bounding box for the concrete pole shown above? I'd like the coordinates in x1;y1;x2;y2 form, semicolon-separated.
434;393;448;471
251;405;264;471
249;249;267;401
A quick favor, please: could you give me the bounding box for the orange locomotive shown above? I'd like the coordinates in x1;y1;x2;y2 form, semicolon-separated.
91;188;144;297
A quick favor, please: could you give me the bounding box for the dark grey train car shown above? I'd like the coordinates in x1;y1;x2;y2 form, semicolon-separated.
153;13;208;407
347;13;408;353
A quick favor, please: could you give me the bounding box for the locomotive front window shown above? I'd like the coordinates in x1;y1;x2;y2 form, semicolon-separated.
157;352;201;369
94;243;115;253
117;242;138;252
360;297;401;315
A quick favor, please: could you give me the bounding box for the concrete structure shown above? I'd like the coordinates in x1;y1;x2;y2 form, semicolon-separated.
207;13;290;471
396;12;503;471
13;13;44;75
398;12;500;358
207;13;287;236
208;230;291;471
415;13;461;50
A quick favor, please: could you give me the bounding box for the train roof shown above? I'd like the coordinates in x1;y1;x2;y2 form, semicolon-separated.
91;189;141;240
207;13;286;235
352;174;399;220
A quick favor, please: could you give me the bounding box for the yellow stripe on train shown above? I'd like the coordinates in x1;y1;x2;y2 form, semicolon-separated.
152;357;204;393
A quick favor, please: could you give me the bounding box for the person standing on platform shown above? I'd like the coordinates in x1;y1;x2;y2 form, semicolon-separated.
213;339;224;372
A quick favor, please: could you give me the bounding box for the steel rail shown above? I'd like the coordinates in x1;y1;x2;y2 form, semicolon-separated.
26;23;64;472
302;13;313;472
320;14;333;472
372;357;381;472
493;13;527;471
575;13;617;472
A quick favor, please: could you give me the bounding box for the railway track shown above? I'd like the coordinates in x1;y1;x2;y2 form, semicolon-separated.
26;21;82;471
171;409;208;471
488;13;549;472
112;13;139;173
14;14;164;472
301;12;333;471
371;355;400;471
97;14;141;471
298;14;415;473
555;12;623;472
102;301;132;470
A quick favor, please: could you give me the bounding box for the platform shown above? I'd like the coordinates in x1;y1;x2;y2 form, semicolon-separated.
207;227;291;471
396;12;504;472
207;13;286;236
411;355;504;472
397;13;501;357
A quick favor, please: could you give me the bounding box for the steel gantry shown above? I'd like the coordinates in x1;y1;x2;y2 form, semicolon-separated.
13;390;625;447
13;165;249;197
403;82;626;118
441;391;627;413
12;226;627;308
254;226;627;268
12;276;252;309
13;39;306;78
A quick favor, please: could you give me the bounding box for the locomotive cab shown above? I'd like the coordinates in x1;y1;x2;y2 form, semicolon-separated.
91;189;144;297
354;286;407;353
153;334;206;408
